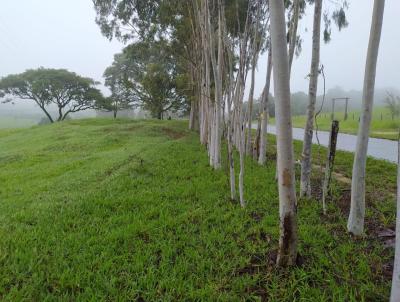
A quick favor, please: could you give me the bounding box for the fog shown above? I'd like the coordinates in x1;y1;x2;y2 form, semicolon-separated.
256;0;400;96
0;0;399;120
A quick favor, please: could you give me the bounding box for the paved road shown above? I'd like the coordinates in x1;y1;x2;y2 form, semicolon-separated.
254;124;397;163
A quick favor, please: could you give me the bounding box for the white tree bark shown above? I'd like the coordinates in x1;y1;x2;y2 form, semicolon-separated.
391;135;400;302
348;0;385;236
246;59;257;155
300;0;322;198
269;0;298;267
288;0;300;76
258;49;272;165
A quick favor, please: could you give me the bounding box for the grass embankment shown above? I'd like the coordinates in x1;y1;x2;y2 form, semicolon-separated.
271;107;400;140
0;119;397;300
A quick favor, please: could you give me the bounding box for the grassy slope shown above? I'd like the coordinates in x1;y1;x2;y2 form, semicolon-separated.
0;119;396;301
271;107;400;140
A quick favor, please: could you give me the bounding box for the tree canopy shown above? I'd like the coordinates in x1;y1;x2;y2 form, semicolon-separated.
103;41;186;119
0;68;104;123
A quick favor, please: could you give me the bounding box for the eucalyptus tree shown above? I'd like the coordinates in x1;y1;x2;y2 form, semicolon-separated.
93;0;269;204
93;0;162;42
258;47;272;165
245;0;264;155
269;0;298;266
300;0;349;198
348;0;385;236
0;68;103;122
300;0;323;198
288;0;300;75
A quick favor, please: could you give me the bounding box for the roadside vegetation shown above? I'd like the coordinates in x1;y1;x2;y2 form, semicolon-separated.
270;107;400;140
0;119;395;301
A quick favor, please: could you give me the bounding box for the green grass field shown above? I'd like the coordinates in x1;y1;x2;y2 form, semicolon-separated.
0;119;397;300
271;107;400;140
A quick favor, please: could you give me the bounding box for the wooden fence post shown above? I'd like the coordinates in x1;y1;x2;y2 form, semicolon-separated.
322;120;340;214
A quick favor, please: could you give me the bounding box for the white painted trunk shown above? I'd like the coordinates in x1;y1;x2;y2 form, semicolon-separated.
259;49;273;166
300;0;322;198
391;135;400;301
348;0;385;236
270;0;298;267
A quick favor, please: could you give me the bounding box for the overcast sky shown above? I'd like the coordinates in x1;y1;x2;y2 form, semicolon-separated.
0;0;399;99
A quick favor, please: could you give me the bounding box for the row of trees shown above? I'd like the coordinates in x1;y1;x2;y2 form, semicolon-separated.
0;43;189;122
91;0;356;268
2;0;396;296
0;60;188;123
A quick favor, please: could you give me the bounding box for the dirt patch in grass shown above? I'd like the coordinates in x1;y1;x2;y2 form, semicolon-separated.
247;230;271;244
250;211;264;222
102;154;144;178
336;188;351;216
311;177;324;200
162;127;186;140
100;124;144;133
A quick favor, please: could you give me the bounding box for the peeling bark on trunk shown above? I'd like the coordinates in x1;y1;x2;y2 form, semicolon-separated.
300;0;322;199
348;0;385;236
270;0;298;267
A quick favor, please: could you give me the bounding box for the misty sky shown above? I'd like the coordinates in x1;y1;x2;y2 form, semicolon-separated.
0;0;399;99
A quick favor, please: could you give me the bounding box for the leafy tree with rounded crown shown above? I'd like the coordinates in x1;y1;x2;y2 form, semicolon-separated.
0;68;104;123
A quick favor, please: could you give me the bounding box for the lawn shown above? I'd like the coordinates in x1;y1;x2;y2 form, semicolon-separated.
0;118;396;301
271;107;400;140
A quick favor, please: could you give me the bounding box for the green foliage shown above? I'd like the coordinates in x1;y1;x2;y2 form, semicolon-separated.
98;55;136;118
323;0;349;43
0;119;395;300
104;41;187;119
93;0;162;42
0;68;104;123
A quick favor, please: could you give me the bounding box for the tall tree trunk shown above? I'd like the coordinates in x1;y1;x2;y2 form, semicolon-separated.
189;98;196;129
269;0;298;267
258;49;273;165
246;59;256;155
288;0;300;76
239;107;246;208
300;0;322;198
391;133;400;301
348;0;385;235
